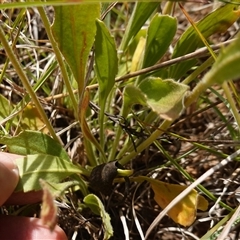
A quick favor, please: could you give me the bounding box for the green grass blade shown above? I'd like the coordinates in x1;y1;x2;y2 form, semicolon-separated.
119;2;159;52
169;4;240;79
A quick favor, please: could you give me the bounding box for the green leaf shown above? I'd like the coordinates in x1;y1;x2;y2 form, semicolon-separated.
122;85;147;118
139;78;189;120
15;154;82;192
119;2;159;51
138;14;177;82
43;180;80;198
51;4;100;95
0;130;70;161
0;95;14;121
84;194;113;240
95;19;118;110
94;19;118;162
202;35;240;85
142;14;177;69
185;35;240;107
169;4;240;79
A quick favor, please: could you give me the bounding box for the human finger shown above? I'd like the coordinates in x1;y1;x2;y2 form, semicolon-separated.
0;152;43;205
0;153;19;205
0;216;67;240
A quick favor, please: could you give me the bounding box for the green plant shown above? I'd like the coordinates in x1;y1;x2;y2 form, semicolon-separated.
0;1;240;239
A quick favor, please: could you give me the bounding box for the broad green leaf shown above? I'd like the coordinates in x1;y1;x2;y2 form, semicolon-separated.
15;154;82;192
84;194;113;240
0;130;70;160
119;2;159;51
122;85;147;118
95;19;118;104
142;14;177;69
169;4;240;79
138;14;177;82
51;4;100;95
202;34;240;85
95;19;118;137
138;78;189;120
135;176;208;227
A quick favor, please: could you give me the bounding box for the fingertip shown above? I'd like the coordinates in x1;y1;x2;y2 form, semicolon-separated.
0;161;19;205
0;152;22;166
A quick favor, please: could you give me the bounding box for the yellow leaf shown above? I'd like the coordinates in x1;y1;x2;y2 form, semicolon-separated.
21;104;48;133
130;37;146;72
150;179;208;226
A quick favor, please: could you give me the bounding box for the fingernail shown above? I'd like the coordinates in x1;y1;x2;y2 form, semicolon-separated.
11;163;19;176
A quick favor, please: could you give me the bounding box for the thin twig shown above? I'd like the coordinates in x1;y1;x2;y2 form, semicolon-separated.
43;39;235;100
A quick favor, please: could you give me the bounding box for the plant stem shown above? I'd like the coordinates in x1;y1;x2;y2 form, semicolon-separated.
182;56;213;85
119;120;172;165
